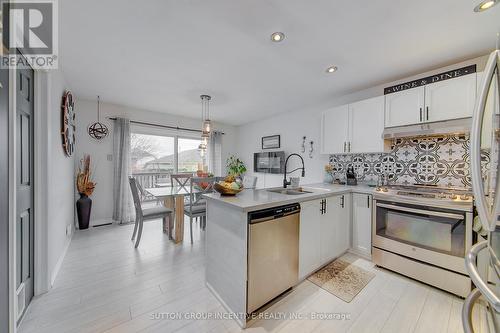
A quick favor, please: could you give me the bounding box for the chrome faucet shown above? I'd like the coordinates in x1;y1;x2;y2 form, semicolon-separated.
283;153;305;188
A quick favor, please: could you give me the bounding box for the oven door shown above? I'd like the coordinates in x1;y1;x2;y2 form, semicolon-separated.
373;200;472;274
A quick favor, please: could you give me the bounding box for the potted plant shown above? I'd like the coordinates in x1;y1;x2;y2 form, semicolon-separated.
76;155;96;230
226;155;247;180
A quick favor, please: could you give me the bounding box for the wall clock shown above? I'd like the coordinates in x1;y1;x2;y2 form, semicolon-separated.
61;91;76;157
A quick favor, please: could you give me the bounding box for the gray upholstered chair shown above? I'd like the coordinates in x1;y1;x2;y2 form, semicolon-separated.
129;177;173;248
242;175;258;189
184;177;217;244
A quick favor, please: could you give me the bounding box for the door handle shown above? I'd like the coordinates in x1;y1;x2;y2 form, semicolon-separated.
376;203;464;220
419;107;422;122
462;288;482;333
343;142;346;153
470;50;500;232
320;199;324;214
348;142;351;152
340;195;344;208
367;195;370;208
426;106;429;121
465;240;500;312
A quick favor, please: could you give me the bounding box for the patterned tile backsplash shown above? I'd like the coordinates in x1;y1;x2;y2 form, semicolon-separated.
329;134;490;188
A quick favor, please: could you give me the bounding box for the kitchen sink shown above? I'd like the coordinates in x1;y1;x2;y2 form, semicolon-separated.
267;188;313;195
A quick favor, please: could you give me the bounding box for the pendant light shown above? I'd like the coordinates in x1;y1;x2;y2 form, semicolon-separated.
199;94;211;156
201;94;212;137
87;95;109;140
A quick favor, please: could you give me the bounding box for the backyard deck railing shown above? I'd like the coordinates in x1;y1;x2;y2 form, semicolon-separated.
131;171;171;190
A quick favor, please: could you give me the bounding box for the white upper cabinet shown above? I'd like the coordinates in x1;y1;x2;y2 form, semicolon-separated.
349;96;385;153
321;97;385;154
425;74;477;122
384;74;477;127
384;86;424;127
321;105;349;154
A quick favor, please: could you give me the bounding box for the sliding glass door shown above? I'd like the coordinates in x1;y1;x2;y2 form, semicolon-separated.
130;132;175;188
178;137;205;173
130;129;207;190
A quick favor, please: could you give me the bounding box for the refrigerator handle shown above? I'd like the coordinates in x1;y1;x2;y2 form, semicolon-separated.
471;50;500;232
461;288;482;333
465;240;500;312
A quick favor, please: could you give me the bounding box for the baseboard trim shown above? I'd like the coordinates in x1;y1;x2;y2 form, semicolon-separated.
348;248;372;261
205;282;246;328
50;232;72;287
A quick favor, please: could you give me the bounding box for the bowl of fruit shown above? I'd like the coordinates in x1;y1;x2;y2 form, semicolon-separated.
214;175;243;196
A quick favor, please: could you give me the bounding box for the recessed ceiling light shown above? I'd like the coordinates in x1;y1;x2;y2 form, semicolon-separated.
326;66;338;73
474;0;499;12
271;32;285;42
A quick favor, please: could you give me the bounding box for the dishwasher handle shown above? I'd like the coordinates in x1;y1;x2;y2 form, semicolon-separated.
249;203;301;224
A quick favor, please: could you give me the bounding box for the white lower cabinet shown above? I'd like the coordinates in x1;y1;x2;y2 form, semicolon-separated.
335;194;351;256
299;199;322;280
299;194;351;280
351;193;373;258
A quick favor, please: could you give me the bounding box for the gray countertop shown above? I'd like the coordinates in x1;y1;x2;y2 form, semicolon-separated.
203;183;377;212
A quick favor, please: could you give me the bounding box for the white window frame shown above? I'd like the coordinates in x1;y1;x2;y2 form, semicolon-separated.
130;124;203;174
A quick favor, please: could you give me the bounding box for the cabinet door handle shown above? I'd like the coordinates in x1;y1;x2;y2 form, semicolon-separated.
320;199;324;214
367;195;370;208
340;195;345;208
348;142;351;152
426;106;429;121
419;107;423;122
343;142;346;153
324;199;327;214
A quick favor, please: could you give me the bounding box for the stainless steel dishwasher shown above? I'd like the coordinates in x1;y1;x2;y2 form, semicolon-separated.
247;203;300;314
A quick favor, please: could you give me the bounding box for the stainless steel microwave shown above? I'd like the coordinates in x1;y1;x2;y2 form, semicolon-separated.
254;151;285;174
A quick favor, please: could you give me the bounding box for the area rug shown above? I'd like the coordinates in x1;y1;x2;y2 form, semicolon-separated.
307;259;375;303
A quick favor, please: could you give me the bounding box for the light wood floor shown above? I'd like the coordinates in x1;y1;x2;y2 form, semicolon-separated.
19;218;491;333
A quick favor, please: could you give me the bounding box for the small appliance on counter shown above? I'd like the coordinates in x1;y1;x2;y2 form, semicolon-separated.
254;151;285;174
346;166;357;186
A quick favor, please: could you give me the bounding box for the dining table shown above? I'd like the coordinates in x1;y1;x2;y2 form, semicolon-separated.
145;186;200;243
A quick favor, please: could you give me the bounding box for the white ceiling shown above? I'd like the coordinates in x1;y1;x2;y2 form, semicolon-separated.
60;0;500;126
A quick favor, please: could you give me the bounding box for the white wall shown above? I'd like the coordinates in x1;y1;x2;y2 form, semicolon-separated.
74;99;237;225
236;108;329;189
45;69;75;286
235;54;490;188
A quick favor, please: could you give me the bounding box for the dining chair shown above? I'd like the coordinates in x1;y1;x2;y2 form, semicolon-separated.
136;180;159;204
184;177;217;244
129;177;173;248
242;175;258;189
170;173;194;189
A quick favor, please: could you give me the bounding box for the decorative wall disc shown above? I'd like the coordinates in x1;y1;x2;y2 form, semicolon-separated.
61;91;76;157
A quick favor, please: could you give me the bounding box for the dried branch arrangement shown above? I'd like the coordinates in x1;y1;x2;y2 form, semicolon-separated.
76;154;96;196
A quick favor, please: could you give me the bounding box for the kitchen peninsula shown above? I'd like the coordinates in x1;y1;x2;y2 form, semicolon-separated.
203;183;376;327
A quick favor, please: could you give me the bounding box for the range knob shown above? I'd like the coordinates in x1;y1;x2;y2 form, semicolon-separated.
460;194;470;201
450;193;458;200
437;192;447;199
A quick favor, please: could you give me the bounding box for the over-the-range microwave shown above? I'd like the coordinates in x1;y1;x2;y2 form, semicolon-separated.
254;151;285;174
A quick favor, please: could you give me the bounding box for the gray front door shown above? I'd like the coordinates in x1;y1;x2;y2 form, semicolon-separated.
0;62;10;333
16;61;34;320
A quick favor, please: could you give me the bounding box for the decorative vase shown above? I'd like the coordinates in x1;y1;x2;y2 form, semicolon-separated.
76;194;92;230
324;172;334;184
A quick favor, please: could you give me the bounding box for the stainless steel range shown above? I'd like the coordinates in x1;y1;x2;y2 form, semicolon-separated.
372;184;474;297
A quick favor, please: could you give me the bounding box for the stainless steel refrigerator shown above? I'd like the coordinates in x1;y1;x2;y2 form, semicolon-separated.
464;49;500;332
